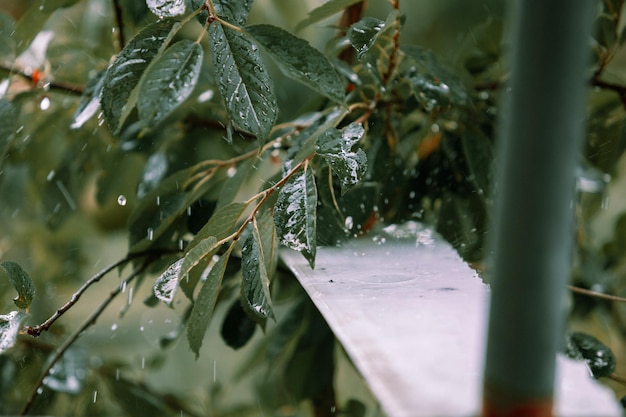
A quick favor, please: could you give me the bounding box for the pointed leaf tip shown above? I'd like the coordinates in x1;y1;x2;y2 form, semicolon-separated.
154;258;184;306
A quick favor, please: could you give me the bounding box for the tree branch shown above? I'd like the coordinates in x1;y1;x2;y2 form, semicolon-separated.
0;62;84;95
111;0;126;50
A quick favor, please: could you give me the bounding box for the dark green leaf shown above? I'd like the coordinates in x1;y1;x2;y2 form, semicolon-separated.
0;311;27;354
255;209;278;278
221;298;256;349
246;24;345;104
565;332;616;379
147;0;187;18
0;261;35;309
461;129;493;197
153;258;183;306
0;99;18;149
212;0;253;26
101;19;177;133
347;16;387;60
241;231;274;319
187;243;234;357
138;40;203;128
0;12;15;62
216;158;255;209
178;236;219;299
11;0;80;55
295;0;363;32
70;68;106;129
274;165;317;268
209;23;277;141
316;122;367;195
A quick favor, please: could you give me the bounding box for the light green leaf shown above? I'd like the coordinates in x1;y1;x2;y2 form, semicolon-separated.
187;243;234;357
241;230;274;319
101;19;177;134
153;258;183;306
147;0;186;18
295;0;363;32
212;0;253;26
274;165;317;268
179;237;219;300
0;261;35;310
316;122;367;195
246;24;345;104
0;311;27;354
209;23;277;141
138;40;203;128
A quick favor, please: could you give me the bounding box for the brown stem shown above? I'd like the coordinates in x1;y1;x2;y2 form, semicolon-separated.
567;284;626;303
111;0;126;50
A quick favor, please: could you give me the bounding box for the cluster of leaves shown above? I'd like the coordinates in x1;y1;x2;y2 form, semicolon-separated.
4;0;626;414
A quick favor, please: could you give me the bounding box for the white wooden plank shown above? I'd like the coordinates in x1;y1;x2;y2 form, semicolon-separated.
280;225;621;417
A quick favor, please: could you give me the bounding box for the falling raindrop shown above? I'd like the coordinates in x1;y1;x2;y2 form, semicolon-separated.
47;170;55;181
344;216;354;230
93;390;97;403
111;323;118;331
147;227;154;240
227;166;237;177
39;96;51;110
117;195;127;206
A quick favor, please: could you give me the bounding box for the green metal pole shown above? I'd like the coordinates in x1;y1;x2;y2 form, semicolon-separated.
482;2;595;416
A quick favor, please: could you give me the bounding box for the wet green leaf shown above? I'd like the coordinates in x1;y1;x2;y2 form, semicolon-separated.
0;311;27;354
461;129;493;196
187;243;234;357
347;15;388;60
178;236;219;300
70;68;106;129
147;0;187;18
316;122;367;195
0;12;15;62
246;24;345;104
0;261;35;310
295;0;363;32
212;0;253;26
274;165;317;268
209;23;277;141
0;99;18;149
187;202;247;252
216;158;254;209
241;230;274;320
221;298;256;349
101;19;177;134
138;40;203;128
565;332;616;379
153;258;183;306
255;209;278;279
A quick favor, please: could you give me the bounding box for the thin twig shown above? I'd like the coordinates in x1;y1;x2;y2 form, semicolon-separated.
567;284;626;303
0;62;84;95
111;0;126;50
20;259;152;416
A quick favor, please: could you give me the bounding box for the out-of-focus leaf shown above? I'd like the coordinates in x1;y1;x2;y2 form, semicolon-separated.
187;243;234;357
153;258;183;306
209;23;277;141
187;202;247;252
295;0;363;32
247;24;345;104
0;261;35;310
147;0;186;18
212;0;253;26
241;230;274;319
101;19;177;134
43;347;87;394
137;40;203;128
216;158;254;209
0;311;27;354
0;99;18;149
274;165;317;268
221;298;256;349
461;129;493;197
137;152;169;198
403;45;468;111
347;12;397;61
316;122;367;195
12;0;79;55
565;332;616;379
70;68;106;129
255;209;278;278
0;12;16;63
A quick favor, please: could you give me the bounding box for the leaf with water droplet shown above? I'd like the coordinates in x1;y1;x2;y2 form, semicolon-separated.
146;0;186;18
212;0;253;26
209;23;277;142
71;68;106;129
153;258;184;306
241;230;274;320
274;164;317;268
565;332;616;378
347;11;398;61
187;243;234;357
1;261;35;310
316;123;367;195
0;311;27;354
295;0;363;32
0;99;19;150
246;24;345;104
101;19;177;134
137;40;203;128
